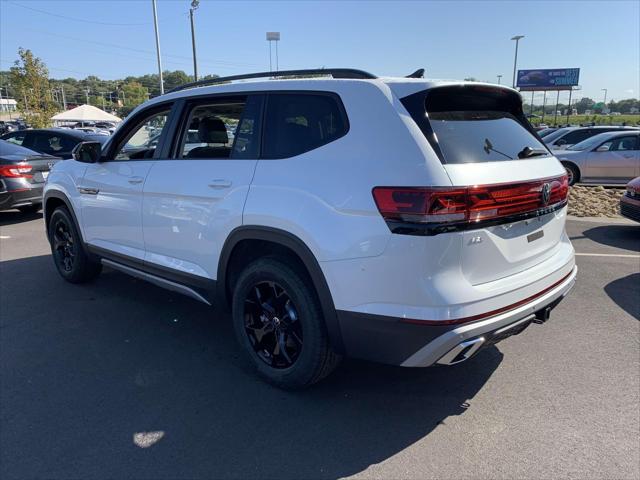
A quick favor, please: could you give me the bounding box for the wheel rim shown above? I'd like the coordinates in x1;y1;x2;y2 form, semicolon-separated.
565;167;574;185
243;281;303;369
52;219;75;272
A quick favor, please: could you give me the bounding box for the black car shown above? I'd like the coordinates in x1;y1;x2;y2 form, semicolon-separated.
0;140;60;213
0;128;109;159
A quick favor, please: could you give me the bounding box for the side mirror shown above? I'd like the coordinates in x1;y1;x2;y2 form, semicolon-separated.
72;141;102;163
555;139;567;146
595;145;610;152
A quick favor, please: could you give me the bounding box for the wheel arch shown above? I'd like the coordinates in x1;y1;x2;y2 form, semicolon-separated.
44;190;83;243
218;226;345;354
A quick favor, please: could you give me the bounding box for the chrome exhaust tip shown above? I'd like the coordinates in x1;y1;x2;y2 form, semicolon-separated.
436;337;485;365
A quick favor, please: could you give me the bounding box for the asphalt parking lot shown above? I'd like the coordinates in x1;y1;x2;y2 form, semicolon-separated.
1;213;638;480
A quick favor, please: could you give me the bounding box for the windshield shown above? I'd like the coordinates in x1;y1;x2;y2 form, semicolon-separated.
567;133;614;151
428;110;550;163
542;128;573;144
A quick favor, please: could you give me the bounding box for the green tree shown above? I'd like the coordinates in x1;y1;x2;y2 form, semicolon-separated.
9;48;58;128
120;81;149;107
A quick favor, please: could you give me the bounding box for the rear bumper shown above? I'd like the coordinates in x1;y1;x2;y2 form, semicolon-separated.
337;265;577;367
0;187;43;211
620;194;640;223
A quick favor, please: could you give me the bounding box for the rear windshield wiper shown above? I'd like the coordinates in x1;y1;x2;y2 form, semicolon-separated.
483;138;513;160
518;146;549;159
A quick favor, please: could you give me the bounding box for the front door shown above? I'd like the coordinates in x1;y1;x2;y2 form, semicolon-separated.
586;135;639;183
78;106;173;261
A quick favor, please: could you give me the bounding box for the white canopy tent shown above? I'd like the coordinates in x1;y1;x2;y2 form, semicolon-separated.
52;104;121;125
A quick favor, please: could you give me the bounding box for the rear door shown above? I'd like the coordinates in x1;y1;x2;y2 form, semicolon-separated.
78;104;174;261
586;135;639;183
142;94;263;281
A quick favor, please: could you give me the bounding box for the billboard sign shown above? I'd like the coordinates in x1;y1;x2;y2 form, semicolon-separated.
516;68;580;90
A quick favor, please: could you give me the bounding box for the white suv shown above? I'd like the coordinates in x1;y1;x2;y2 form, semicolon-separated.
44;68;577;389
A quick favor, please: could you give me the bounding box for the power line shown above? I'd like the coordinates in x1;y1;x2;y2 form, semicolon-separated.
7;0;151;26
23;28;260;69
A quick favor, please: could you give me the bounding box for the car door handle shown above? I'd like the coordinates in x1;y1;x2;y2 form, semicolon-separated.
77;187;99;195
208;179;232;189
128;176;144;185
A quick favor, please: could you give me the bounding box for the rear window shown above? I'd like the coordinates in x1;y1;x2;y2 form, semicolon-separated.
428;110;549;164
262;93;348;159
403;85;549;164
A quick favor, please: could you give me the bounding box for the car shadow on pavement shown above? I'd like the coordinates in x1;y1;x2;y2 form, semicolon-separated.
604;272;640;321
580;224;640;253
0;254;503;480
0;209;42;226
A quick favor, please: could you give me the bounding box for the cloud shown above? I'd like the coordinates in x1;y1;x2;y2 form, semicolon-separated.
625;89;634;94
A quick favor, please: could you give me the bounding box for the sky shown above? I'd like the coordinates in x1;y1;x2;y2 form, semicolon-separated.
0;0;638;104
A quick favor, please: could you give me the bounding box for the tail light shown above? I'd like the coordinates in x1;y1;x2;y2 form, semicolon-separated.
373;175;568;234
0;163;33;178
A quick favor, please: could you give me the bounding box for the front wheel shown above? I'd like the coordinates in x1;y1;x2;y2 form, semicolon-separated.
48;207;102;283
231;257;341;389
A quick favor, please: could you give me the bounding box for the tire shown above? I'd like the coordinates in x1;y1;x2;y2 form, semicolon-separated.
562;162;580;186
18;204;41;214
48;207;102;283
231;257;341;389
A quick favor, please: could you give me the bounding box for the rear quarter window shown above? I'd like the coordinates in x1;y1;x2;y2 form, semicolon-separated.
262;93;348;159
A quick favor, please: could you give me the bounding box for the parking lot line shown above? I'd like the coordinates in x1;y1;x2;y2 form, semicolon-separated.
575;252;640;258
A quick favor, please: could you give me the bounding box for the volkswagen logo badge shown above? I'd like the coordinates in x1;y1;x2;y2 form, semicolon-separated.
541;183;551;205
47;161;55;169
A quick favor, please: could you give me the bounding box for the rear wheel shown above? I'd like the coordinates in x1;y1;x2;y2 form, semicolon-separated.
48;207;102;283
562;162;580;186
231;257;341;389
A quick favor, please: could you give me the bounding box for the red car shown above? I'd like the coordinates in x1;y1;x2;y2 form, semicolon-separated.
620;176;640;222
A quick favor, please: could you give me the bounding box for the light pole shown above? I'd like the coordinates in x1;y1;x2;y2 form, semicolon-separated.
189;0;199;81
152;0;164;94
511;35;524;88
601;88;608;111
266;32;280;71
497;74;502;85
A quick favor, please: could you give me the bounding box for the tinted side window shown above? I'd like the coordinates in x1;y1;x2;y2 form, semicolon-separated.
610;136;638;151
175;95;262;159
31;133;76;154
262;93;348;159
2;131;25;146
559;130;593;145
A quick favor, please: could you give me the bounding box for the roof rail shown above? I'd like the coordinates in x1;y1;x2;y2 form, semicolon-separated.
166;68;377;94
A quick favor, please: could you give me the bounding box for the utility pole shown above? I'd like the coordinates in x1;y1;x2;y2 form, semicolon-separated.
99;92;106;109
152;0;164;94
85;88;90;105
601;88;608;112
511;35;524;88
61;86;67;110
189;0;199;81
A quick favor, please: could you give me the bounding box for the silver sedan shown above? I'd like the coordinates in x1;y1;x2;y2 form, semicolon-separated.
553;131;640;185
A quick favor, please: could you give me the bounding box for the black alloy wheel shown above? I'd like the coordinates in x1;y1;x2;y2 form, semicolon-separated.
243;281;303;369
52;217;76;273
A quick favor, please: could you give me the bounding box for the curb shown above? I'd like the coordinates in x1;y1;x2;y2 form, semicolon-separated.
567;215;636;225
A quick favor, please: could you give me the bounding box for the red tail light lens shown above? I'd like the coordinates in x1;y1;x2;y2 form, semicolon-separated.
0;163;33;178
373;175;568;232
